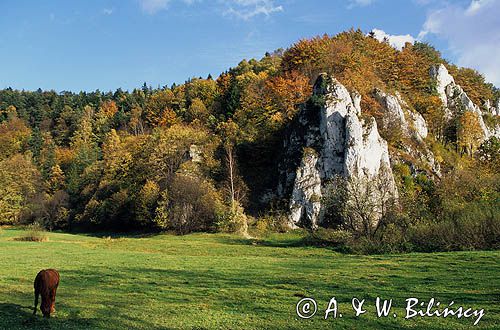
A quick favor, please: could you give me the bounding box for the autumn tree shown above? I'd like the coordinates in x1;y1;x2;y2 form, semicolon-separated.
0;154;41;224
102;129;133;180
67;106;99;195
184;78;218;110
49;164;66;192
186;98;209;124
95;100;118;139
129;106;145;135
457;111;484;156
136;180;160;227
144;89;177;127
281;34;333;80
217;120;249;235
0;115;31;160
263;71;311;123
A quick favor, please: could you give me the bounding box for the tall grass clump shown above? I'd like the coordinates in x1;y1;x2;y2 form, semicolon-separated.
15;223;49;242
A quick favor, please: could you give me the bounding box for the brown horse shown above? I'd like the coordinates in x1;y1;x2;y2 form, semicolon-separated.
33;269;60;318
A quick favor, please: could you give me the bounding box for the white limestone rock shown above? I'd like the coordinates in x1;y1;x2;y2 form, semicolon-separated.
408;110;428;140
351;91;362;116
374;89;407;131
431;64;492;139
484;100;500;116
189;144;202;163
288;150;322;229
430;64;455;107
374;89;428;141
280;74;397;229
319;77;359;177
344;115;396;191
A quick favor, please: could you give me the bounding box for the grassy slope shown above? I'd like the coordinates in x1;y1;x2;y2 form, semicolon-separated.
0;228;498;330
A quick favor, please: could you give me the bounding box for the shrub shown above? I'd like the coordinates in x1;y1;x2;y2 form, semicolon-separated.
408;202;500;252
16;223;48;242
253;210;290;234
309;228;353;252
21;190;70;230
153;191;170;230
136;180;160;227
167;174;224;234
254;217;270;233
216;203;248;235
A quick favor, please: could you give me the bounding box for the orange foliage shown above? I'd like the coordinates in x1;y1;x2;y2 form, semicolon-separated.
157;107;178;127
264;71;311;121
55;147;75;169
99;100;118;118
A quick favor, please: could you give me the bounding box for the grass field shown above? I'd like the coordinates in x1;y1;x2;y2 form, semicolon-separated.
0;227;498;329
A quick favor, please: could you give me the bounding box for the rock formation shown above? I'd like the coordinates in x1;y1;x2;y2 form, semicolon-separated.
373;89;428;141
484;99;500;117
430;64;498;139
278;74;397;229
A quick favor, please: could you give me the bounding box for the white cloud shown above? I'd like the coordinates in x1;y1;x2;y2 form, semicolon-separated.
102;8;114;15
139;0;171;14
138;0;283;19
348;0;374;9
419;0;500;86
370;28;416;50
223;0;283;20
350;0;374;6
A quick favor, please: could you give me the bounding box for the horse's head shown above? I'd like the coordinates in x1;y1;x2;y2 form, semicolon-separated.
41;299;52;318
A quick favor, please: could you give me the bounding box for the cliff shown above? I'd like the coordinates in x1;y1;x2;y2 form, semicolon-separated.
278;74;397;229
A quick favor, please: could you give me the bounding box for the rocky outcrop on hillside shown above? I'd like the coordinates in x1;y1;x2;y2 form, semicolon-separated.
431;64;499;139
278;65;499;230
484;99;500;117
373;89;428;141
278;74;397;229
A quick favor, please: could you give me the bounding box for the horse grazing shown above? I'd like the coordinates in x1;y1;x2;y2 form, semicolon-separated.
33;269;60;318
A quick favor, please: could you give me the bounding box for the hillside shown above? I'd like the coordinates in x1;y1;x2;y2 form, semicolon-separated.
0;30;499;253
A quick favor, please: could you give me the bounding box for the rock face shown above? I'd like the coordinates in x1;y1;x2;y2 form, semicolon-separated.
278;74;397;229
484;99;500;117
430;64;454;108
373;89;428;141
430;64;496;139
288;150;322;226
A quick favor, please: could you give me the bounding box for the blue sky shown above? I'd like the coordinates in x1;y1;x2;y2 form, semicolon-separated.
0;0;498;91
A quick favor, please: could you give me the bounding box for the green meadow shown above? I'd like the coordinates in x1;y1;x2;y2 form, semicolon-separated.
0;227;498;329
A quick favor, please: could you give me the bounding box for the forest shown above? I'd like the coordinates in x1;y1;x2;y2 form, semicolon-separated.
1;30;499;253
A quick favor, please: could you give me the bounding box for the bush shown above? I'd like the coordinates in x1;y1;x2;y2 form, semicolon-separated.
253;210;290;234
153;190;170;230
216;203;248;235
15;223;48;242
136;180;160;227
167;174;224;234
408;202;500;252
21;190;70;230
309;228;353;252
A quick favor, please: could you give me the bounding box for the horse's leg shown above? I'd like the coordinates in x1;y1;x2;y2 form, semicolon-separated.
50;288;57;313
33;287;39;315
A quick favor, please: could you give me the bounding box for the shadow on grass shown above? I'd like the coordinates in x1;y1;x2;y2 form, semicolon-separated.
64;230;163;240
0;303;98;330
215;234;341;250
55;266;490;330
